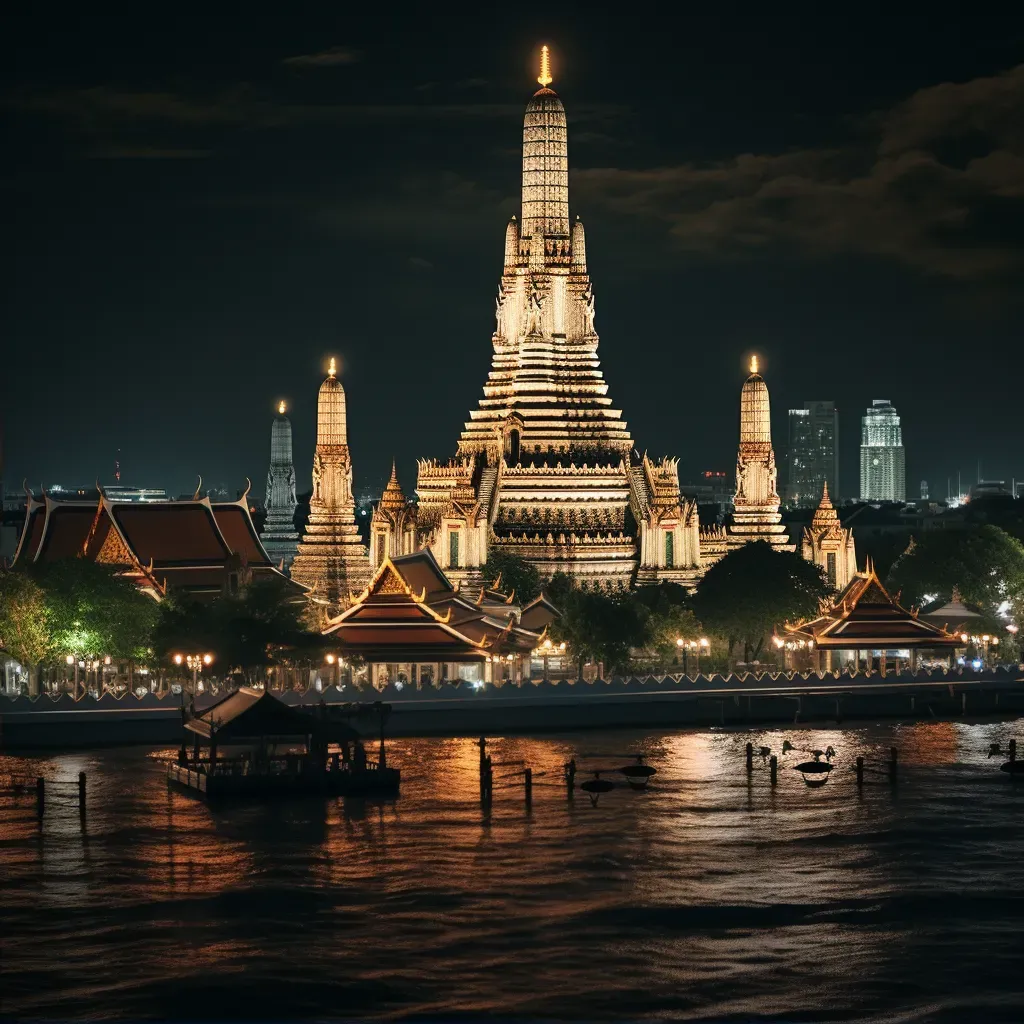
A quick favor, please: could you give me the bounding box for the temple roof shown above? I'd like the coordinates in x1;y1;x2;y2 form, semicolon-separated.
785;560;961;650
324;552;543;660
378;461;407;512
14;489;296;600
919;587;985;631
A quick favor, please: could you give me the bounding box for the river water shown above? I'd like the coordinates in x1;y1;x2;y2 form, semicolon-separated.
2;721;1023;1022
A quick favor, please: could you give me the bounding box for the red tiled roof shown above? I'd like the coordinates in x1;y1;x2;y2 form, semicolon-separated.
35;504;97;561
212;503;273;567
111;502;231;565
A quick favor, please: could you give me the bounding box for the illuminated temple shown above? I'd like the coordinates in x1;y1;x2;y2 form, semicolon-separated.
290;359;370;606
259;401;300;570
374;49;704;589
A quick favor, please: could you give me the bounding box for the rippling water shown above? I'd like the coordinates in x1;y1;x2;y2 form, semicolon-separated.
3;721;1024;1022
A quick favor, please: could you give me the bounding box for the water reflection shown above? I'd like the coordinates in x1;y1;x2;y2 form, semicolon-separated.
2;720;1024;1021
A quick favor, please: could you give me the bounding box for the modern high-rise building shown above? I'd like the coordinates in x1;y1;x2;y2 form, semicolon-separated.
786;401;838;505
859;400;906;502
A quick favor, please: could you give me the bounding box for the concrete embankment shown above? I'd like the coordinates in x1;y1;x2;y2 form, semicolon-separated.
2;669;1023;748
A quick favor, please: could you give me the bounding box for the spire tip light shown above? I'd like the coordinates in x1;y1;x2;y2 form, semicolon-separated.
537;45;552;88
278;400;286;415
328;357;337;378
750;355;759;374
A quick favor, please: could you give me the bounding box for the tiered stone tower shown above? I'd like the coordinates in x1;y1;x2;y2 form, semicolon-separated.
259;401;299;570
290;359;369;606
407;48;702;589
801;482;856;589
369;462;417;568
725;357;793;553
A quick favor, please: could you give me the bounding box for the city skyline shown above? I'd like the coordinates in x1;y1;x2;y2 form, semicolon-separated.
4;13;1023;501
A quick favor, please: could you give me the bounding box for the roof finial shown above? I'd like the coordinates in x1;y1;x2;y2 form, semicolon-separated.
328;357;337;378
750;354;759;374
537;44;552;88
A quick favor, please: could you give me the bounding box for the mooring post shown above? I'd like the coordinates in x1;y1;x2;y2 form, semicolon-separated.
856;756;864;788
745;742;753;775
1009;739;1016;764
36;776;44;817
769;755;778;787
889;747;898;784
78;772;86;814
524;767;532;808
484;755;493;804
565;758;576;797
478;737;488;800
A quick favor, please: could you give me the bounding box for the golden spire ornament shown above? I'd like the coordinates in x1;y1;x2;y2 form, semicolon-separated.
750;355;759;374
328;357;337;378
278;400;286;414
537;45;552;88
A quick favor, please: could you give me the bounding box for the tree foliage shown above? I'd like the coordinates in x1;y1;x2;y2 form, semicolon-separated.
887;525;1024;622
152;577;313;679
0;570;51;678
29;559;158;661
550;588;648;674
480;551;542;604
692;542;830;663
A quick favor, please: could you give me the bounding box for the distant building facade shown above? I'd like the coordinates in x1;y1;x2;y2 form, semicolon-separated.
859;400;906;502
786;401;838;506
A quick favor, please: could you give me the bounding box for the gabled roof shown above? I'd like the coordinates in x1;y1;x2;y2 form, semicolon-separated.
520;592;561;632
12;496;46;565
919;587;985;631
786;560;960;650
111;498;232;566
212;497;274;569
185;687;319;741
324;553;539;660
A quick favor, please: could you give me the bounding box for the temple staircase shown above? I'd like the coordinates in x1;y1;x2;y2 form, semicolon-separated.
478;465;500;525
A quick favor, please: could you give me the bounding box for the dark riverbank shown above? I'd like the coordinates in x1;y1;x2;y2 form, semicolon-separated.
3;669;1023;749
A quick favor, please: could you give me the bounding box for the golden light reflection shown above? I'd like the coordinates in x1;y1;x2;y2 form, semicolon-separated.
537;45;552;88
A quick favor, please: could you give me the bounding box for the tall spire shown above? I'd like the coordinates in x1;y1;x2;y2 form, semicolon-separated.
537;44;552;88
522;46;568;243
317;357;347;447
260;400;299;569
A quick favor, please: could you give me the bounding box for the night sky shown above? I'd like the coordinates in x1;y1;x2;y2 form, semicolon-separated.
4;11;1023;503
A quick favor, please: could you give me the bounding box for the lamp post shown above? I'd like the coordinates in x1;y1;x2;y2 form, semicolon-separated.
676;637;710;675
173;652;213;694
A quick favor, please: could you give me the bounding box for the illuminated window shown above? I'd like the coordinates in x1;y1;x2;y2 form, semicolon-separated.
449;530;460;568
664;531;674;568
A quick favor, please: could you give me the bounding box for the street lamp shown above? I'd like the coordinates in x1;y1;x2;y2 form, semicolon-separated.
172;652;213;693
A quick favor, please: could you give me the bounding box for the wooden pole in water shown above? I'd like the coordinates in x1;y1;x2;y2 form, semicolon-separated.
565;758;576;797
36;777;45;817
524;767;532;808
889;747;898;784
856;756;864;788
769;755;778;787
485;755;493;804
78;772;86;813
746;742;753;775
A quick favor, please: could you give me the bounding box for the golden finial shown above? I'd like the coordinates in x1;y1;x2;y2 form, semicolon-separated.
749;355;759;374
278;400;286;415
537;45;552;88
328;357;337;378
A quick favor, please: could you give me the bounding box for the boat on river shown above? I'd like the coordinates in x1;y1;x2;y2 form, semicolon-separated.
167;688;400;801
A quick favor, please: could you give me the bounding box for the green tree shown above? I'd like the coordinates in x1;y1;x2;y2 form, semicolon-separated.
692;542;830;665
31;559;158;662
0;570;51;694
543;571;576;609
480;551;542;603
887;525;1024;622
550;589;648;675
153;577;314;681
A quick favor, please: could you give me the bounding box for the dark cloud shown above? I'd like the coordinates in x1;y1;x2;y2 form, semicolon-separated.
282;46;361;68
87;145;210;159
574;65;1024;279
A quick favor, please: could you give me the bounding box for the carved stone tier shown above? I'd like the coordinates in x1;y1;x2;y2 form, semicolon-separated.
291;366;369;606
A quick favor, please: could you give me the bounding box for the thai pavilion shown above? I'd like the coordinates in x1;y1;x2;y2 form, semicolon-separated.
13;483;298;601
322;549;558;687
781;560;961;674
